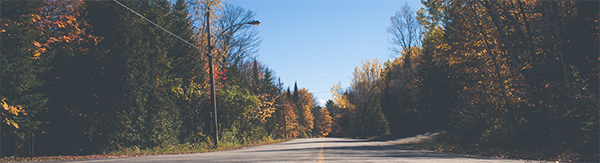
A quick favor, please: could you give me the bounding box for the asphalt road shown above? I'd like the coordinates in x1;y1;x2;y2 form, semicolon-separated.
59;134;542;163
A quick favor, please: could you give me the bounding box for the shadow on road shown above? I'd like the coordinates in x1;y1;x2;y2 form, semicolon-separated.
244;139;503;161
240;130;518;162
368;130;443;142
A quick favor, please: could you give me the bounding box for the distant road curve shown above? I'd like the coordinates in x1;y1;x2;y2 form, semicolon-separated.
55;133;542;163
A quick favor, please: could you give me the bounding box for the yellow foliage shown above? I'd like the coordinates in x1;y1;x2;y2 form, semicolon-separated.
330;83;355;111
2;98;27;129
351;58;383;98
278;90;300;138
169;78;205;101
297;88;315;132
33;41;41;47
315;108;332;137
257;93;278;123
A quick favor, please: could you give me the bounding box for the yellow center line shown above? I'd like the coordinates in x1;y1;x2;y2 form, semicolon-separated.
317;138;325;163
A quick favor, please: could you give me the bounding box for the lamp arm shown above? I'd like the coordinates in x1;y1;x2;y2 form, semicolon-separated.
212;23;249;48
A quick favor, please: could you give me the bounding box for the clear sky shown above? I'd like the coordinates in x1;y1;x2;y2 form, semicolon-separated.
225;0;424;106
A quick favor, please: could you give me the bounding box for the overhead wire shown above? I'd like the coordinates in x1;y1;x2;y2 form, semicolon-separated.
112;0;210;56
311;90;331;94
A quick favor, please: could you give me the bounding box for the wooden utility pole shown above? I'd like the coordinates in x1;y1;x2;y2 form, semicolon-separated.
278;78;287;139
206;8;218;148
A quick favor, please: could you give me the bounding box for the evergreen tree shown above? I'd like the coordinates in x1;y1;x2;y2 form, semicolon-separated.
83;0;180;149
293;81;299;103
1;0;51;156
355;94;389;138
170;0;209;144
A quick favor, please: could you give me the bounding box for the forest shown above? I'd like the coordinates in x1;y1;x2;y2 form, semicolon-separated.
327;0;598;161
1;0;598;161
2;0;331;157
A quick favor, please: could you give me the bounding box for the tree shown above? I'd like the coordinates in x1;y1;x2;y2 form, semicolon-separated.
414;0;455;131
277;89;299;138
215;3;261;68
2;0;282;156
388;3;423;69
1;99;26;129
312;107;332;137
295;88;315;137
1;0;52;156
36;0;104;155
419;0;599;160
329;84;355;137
216;85;261;143
351;59;389;137
325;99;346;137
331;58;390;138
49;0;184;150
351;58;382;101
388;3;425;127
380;50;425;133
355;94;389;137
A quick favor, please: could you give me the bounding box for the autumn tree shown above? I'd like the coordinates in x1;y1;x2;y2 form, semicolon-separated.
241;59;279;125
324;99;347;137
312;107;332;137
295;88;315;137
387;3;425;129
413;0;455;130
227;59;280;141
407;0;599;160
563;2;600;157
380;56;411;133
329;83;355;137
351;59;389;137
324;1;598;160
38;0;186;152
330;59;389;138
34;0;107;155
1;0;284;157
277;89;299;138
1;1;50;155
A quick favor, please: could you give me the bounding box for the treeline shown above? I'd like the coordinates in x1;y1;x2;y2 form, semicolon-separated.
328;0;598;160
1;0;329;157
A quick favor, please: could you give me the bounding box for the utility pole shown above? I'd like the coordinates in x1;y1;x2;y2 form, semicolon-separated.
206;9;219;148
278;78;287;139
205;7;260;148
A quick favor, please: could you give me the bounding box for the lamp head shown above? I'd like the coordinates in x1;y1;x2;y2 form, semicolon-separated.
246;20;261;25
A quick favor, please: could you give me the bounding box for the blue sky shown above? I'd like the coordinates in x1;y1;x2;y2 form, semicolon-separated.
225;0;424;106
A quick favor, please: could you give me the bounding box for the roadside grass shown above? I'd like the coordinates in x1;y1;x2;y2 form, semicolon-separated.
0;138;290;162
410;131;598;162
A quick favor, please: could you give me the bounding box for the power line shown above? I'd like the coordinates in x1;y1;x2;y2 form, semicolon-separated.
112;0;210;56
312;90;331;94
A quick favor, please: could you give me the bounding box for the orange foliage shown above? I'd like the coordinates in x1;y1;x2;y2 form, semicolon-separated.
30;0;98;59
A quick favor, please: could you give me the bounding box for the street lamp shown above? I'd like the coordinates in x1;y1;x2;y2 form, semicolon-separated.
205;10;260;148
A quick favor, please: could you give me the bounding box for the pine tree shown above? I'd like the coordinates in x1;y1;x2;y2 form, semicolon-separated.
82;0;180;149
1;0;51;156
170;0;209;144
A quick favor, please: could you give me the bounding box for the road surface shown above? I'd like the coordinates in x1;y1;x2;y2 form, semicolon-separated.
59;133;542;163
